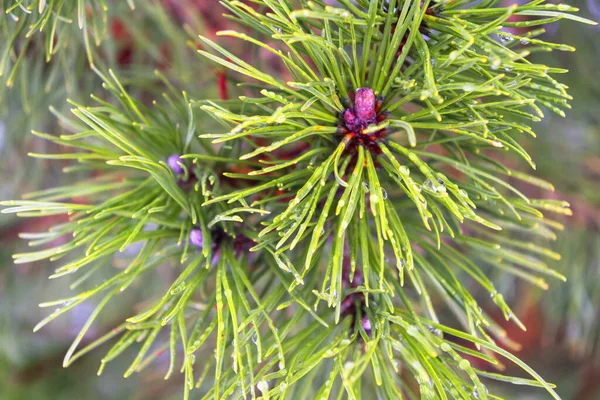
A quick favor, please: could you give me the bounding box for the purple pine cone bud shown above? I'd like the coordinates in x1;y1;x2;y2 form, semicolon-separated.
343;109;357;132
362;314;372;336
354;88;376;122
190;228;203;248
168;154;184;175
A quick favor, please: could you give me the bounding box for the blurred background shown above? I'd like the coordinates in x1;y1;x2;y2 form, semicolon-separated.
0;0;598;399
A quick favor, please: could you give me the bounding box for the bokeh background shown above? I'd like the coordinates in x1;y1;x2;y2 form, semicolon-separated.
0;0;598;399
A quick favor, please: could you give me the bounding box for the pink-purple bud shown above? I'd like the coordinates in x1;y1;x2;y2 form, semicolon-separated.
190;228;203;248
354;88;377;122
168;154;184;175
342;88;379;134
343;109;358;132
362;314;372;336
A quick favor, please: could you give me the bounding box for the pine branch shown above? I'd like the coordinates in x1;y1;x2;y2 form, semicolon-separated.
0;0;596;399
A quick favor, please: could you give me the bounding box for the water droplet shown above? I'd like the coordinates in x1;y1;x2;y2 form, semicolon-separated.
324;349;336;357
381;188;388;200
504;65;514;72
423;179;435;192
257;380;269;395
427;325;443;337
497;33;513;44
436;179;447;194
473;386;489;399
170;282;186;295
362;182;370;193
343;361;355;372
252;332;258;344
462;84;475;92
458;359;470;370
521;38;530;45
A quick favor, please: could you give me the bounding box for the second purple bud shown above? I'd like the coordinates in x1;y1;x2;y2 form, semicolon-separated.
168;154;185;175
190;228;203;248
